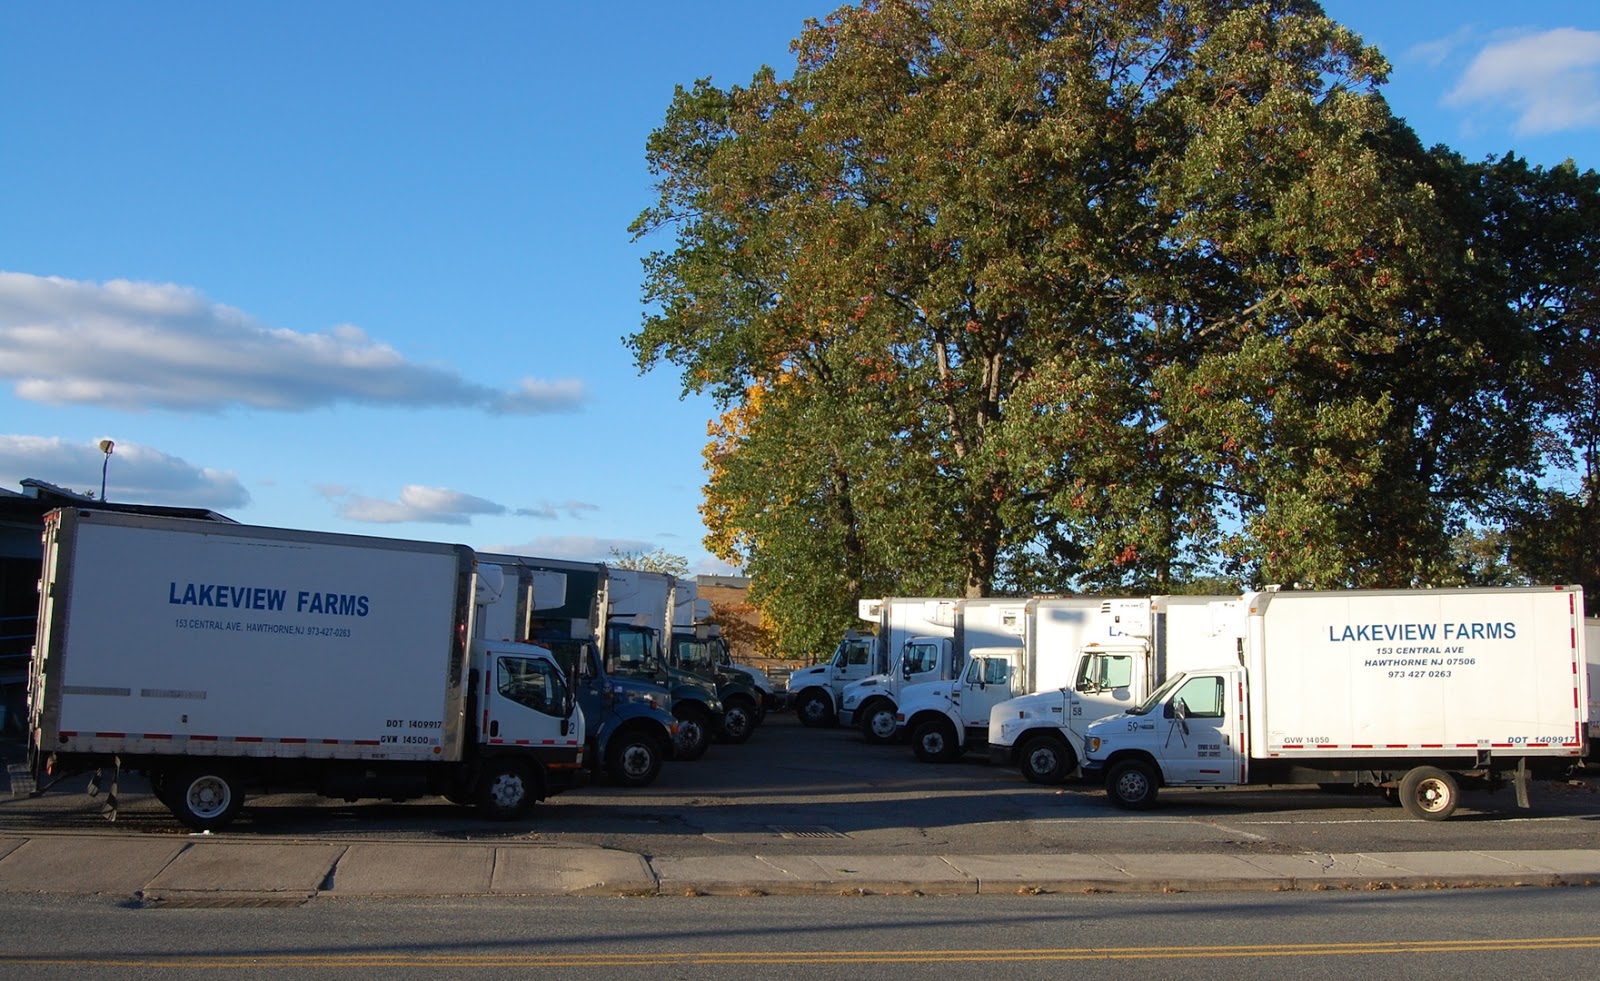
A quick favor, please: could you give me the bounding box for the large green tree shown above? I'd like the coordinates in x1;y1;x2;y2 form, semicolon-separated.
630;0;1580;649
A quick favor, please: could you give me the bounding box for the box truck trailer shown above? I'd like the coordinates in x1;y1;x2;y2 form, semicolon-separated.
19;509;586;831
1083;586;1591;821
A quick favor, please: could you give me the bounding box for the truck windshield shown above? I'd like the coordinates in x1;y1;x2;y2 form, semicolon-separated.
1126;672;1188;716
606;626;659;675
675;638;716;675
833;638;873;669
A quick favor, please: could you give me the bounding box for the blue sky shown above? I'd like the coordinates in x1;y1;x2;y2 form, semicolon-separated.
2;1;1597;574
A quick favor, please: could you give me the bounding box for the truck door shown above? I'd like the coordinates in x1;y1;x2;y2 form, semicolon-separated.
899;639;945;687
832;636;875;689
483;653;572;745
952;652;1024;733
1067;651;1137;724
1152;671;1242;786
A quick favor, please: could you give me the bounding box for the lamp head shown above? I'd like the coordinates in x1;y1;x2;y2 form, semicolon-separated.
97;439;115;455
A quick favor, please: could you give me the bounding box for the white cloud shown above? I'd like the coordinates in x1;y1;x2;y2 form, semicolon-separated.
0;272;587;414
325;484;507;525
1406;26;1478;70
1445;28;1600;135
513;500;602;520
0;435;249;510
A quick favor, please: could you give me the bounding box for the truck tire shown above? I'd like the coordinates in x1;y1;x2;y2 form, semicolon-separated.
1398;766;1460;821
859;701;899;744
911;718;960;763
1018;734;1074;785
606;730;664;788
720;697;758;744
166;766;245;832
795;690;836;728
1105;759;1160;810
673;706;712;761
476;759;538;821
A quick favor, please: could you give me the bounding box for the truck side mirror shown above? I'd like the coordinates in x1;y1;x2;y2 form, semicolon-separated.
1167;697;1190;736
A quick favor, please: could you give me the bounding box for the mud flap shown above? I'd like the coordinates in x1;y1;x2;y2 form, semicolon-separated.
86;756;122;822
1513;756;1530;810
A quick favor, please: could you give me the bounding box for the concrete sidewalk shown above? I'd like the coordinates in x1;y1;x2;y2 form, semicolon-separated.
1;833;1597;902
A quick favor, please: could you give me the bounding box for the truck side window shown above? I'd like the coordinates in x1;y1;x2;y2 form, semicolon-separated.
496;656;568;716
1076;654;1133;692
983;658;1009;686
1170;675;1224;718
904;642;939;674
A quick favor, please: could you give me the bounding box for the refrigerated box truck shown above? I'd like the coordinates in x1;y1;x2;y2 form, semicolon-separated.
19;509;585;830
1083;586;1591;820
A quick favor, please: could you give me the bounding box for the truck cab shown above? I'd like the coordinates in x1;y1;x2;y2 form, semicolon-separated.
605;619;724;761
787;631;880;727
671;629;763;743
537;632;677;788
898;647;1026;762
1082;665;1247;807
839;635;955;743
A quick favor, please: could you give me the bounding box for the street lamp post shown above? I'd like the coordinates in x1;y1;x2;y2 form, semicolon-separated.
98;439;114;502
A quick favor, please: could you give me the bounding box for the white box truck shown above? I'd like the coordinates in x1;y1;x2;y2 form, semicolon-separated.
20;509;586;831
786;603;890;728
896;597;1145;764
841;597;1012;744
988;594;1245;783
1083;586;1591;821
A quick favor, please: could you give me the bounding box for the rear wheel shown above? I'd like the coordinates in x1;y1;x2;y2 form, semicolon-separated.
911;718;960;763
1399;766;1460;821
859;702;899;744
1018;734;1074;785
795;690;836;728
476;759;538;821
166;766;245;832
1105;760;1160;810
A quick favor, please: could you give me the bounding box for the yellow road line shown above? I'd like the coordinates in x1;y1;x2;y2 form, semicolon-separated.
5;937;1600;968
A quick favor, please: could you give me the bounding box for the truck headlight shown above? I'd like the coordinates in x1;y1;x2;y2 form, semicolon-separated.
1088;737;1101;753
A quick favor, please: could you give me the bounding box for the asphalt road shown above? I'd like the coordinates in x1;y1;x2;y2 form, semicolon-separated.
4;712;1599;857
3;888;1599;980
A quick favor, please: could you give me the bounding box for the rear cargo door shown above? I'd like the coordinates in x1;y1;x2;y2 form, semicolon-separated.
1154;671;1243;786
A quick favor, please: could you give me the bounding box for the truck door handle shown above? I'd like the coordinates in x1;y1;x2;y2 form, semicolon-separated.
489;720;500;738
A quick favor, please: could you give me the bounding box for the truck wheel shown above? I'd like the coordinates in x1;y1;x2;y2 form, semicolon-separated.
859;702;900;744
1398;766;1460;821
720;698;757;744
606;731;664;788
477;759;538;821
1018;734;1074;785
167;767;245;832
673;706;712;761
795;691;836;728
1105;760;1160;810
911;718;960;763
